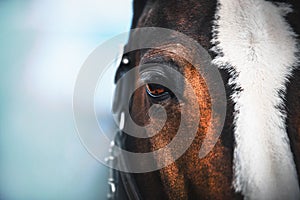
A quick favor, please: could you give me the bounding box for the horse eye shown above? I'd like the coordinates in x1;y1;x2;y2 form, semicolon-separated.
145;83;171;100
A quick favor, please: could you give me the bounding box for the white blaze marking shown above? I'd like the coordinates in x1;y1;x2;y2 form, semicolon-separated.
211;0;300;199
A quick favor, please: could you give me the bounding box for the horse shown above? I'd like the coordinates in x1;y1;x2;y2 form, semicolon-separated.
109;0;300;199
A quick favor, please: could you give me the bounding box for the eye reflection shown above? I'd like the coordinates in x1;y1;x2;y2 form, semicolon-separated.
145;83;170;100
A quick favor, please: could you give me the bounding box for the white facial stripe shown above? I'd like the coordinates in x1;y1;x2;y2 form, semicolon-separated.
212;0;300;199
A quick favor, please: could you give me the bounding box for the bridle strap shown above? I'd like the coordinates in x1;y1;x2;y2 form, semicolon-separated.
107;131;143;200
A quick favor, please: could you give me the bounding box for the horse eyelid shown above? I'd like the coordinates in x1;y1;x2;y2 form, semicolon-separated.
139;69;168;85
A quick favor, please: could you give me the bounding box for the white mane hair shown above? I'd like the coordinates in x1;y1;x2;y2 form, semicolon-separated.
211;0;300;199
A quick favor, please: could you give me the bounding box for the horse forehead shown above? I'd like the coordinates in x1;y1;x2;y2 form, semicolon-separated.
139;0;216;28
135;0;216;49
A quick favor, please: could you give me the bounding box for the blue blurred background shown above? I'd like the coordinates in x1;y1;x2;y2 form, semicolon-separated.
0;0;132;199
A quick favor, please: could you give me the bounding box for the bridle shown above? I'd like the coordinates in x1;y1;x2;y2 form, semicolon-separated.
106;52;142;200
106;131;142;200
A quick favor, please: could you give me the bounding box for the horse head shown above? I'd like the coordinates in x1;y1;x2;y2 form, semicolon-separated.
111;0;300;199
